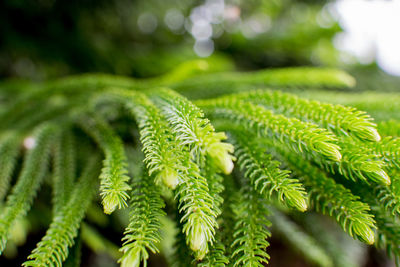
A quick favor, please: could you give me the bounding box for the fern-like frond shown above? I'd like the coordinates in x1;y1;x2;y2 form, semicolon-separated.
171;213;195;267
79;115;131;214
369;183;400;216
274;146;376;244
299;136;390;185
150;88;234;174
175;158;219;260
196;97;341;162
109;90;182;189
270;210;334;267
106;89;219;259
0;123;59;253
23;155;101;267
228;130;308;211
234;89;380;141
231;185;271;267
369;136;400;169
0;133;21;201
202;161;224;213
197;234;228;267
119;170;165;267
335;138;389;185
171;67;355;98
52;129;76;213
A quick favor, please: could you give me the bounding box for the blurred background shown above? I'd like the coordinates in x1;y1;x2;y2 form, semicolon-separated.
1;0;400;86
0;0;399;266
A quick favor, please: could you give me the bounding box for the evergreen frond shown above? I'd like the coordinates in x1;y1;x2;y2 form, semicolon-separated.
110;90;182;189
197;97;342;162
79;114;131;214
272;144;376;244
171;67;355;98
0;123;59;254
197;234;228;267
119;170;166;267
235;89;380;141
369;136;400;169
150;88;234;174
202;161;225;213
52;129;76;213
23;155;101;267
378;182;400;215
335;138;390;185
175;158;219;260
108;89;219;259
231;186;271;267
0;133;21;201
228;130;308;211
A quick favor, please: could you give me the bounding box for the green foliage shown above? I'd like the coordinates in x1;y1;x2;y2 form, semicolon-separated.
0;123;59;253
234;89;379;141
79;114;131;214
52;130;76;213
0;133;21;201
119;170;165;267
197;96;342;162
228;130;307;211
0;63;400;266
273;145;376;244
231;186;271;266
23;156;101;267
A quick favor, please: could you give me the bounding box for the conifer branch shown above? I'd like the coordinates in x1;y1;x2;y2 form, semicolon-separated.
23;155;101;267
109;90;182;189
372;208;400;266
228;130;308;211
369;136;400;169
197;233;228;267
196;97;342;162
150;88;234;174
271;144;376;244
0;133;21;202
52;129;76;213
78;114;131;214
231;186;271;267
171;67;355;98
119;171;166;267
106;89;219;259
0;123;59;253
234;89;380;141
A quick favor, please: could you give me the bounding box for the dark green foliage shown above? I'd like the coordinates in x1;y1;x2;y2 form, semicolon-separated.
0;123;59;253
52;130;76;213
23;156;101;267
0;133;21;201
